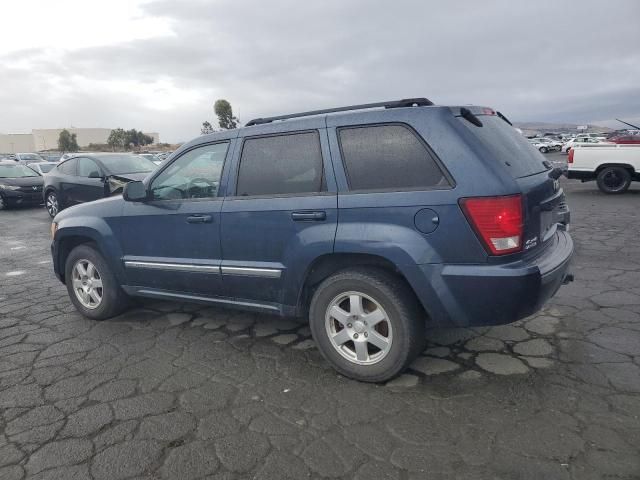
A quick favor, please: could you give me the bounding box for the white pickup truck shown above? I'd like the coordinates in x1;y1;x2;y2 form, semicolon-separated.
567;144;640;193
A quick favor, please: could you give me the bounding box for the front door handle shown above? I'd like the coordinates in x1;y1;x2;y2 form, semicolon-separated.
187;214;212;224
291;211;326;221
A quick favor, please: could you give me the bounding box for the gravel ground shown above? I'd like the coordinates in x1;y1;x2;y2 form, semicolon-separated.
1;165;639;479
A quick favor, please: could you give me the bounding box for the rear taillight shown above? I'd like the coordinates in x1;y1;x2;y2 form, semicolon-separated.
568;149;574;164
460;195;523;255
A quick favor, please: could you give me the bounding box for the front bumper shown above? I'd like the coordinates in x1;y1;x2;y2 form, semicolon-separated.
1;190;43;206
418;228;573;327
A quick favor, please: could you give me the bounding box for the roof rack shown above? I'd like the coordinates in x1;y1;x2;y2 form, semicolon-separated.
245;97;434;127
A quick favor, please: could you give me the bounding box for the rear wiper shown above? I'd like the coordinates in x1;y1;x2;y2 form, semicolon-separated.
460;107;483;127
496;111;513;126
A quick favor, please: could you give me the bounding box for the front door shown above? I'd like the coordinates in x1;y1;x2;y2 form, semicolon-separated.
220;125;338;310
74;157;107;204
120;140;233;296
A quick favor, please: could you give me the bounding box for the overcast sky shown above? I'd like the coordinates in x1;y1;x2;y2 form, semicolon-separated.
2;0;639;142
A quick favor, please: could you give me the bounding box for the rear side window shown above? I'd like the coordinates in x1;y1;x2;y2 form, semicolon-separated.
459;115;547;178
338;124;449;191
58;158;77;175
236;131;324;196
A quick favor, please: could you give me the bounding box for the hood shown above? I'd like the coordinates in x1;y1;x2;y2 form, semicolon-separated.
54;194;124;222
107;172;150;195
109;172;150;182
0;176;43;187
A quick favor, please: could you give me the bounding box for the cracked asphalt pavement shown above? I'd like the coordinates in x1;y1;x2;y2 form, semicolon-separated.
1;172;639;479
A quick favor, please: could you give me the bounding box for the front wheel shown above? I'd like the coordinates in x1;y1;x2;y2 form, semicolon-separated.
539;146;548;154
65;244;129;320
309;268;425;382
45;191;61;218
596;166;631;194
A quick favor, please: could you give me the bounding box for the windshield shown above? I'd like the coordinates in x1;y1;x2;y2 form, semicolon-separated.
0;164;40;178
97;154;156;175
18;153;43;161
36;163;55;173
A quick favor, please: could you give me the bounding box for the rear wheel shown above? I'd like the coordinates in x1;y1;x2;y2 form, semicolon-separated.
596;166;631;194
45;191;61;218
539;146;548;154
65;244;129;320
309;268;425;382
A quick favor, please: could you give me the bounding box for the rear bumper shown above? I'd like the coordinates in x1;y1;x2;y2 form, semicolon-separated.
416;228;573;327
566;170;595;181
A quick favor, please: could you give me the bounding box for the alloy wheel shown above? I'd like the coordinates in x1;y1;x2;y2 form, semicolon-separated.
325;291;393;365
46;193;58;217
71;259;103;309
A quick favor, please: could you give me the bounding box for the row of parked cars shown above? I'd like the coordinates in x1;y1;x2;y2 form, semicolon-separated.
528;131;640;155
0;151;171;211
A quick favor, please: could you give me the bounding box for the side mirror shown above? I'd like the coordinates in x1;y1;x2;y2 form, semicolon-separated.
88;171;102;179
123;181;148;202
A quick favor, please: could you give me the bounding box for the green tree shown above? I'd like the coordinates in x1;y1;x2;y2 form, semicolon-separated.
214;99;239;129
107;128;126;151
122;129;154;150
58;129;79;153
201;121;214;135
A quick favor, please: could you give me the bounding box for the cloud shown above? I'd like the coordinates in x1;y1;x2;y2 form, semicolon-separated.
2;0;639;142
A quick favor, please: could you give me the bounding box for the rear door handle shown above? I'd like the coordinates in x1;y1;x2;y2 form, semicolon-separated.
187;214;213;224
291;211;326;221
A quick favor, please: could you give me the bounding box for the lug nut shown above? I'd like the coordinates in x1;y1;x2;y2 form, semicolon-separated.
353;333;359;339
347;323;352;328
364;332;368;338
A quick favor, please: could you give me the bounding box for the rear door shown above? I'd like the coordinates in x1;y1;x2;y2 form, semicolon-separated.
220;119;337;309
55;158;78;205
74;157;107;204
455;110;569;255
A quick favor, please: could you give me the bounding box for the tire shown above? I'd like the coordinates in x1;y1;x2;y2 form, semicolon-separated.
596;166;631;194
0;195;6;211
309;267;425;382
539;147;548;154
64;244;129;320
45;190;62;218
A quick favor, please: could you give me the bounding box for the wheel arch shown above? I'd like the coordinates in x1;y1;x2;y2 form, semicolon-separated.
296;252;430;320
55;223;124;284
595;163;636;174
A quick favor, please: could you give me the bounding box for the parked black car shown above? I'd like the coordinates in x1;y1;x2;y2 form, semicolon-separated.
0;161;44;210
43;153;156;217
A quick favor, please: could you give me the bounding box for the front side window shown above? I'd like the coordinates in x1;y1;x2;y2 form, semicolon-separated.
77;158;101;177
150;142;229;200
236;131;324;197
338;124;449;191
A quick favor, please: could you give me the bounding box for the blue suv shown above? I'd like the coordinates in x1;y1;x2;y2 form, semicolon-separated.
50;99;573;382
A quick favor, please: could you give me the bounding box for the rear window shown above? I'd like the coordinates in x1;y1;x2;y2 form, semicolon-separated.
459;115;547;178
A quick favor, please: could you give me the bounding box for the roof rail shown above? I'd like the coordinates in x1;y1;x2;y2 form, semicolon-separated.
245;97;434;127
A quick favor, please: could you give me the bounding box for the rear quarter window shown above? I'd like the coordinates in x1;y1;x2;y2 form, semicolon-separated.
459;115;547;178
338;124;450;191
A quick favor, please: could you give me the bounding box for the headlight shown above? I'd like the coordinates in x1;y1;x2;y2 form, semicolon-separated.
0;184;20;190
51;222;58;239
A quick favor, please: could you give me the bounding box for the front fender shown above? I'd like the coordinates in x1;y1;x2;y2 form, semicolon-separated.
53;216;125;284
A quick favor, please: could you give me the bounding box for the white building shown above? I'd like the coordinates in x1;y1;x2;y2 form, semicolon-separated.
0;128;160;153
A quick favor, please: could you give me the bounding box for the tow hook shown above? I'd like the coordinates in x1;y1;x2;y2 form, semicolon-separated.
562;273;574;285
